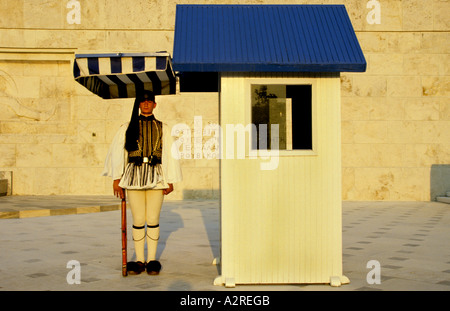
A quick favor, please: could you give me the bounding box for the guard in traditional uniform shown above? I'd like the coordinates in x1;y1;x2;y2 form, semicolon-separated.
103;90;182;275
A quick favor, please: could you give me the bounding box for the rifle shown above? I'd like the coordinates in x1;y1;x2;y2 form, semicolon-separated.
121;193;127;276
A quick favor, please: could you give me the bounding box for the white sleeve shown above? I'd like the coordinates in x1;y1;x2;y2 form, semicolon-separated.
101;123;128;180
162;123;183;184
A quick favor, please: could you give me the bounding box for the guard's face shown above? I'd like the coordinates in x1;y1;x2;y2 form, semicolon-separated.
140;99;156;115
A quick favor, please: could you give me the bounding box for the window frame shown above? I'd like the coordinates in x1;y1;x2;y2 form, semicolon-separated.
244;77;318;157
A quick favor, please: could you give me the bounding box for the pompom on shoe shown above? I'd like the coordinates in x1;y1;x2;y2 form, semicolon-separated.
146;260;162;275
126;261;146;275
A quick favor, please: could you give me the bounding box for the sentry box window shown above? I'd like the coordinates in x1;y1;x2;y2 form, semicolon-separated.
250;84;314;153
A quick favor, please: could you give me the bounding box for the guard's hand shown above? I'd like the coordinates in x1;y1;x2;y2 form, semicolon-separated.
113;179;124;199
163;183;174;195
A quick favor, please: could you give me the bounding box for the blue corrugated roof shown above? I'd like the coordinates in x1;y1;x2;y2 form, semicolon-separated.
172;5;366;73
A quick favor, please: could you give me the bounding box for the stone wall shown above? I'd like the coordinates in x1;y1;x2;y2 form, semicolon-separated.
0;0;448;201
340;0;449;201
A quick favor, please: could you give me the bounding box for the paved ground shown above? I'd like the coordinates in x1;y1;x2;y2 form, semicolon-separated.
0;196;449;292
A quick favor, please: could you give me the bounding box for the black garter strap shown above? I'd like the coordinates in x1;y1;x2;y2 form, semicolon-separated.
146;224;160;241
132;224;159;241
132;225;145;241
132;225;146;230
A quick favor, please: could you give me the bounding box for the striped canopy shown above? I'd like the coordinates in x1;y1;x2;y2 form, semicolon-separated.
73;52;176;99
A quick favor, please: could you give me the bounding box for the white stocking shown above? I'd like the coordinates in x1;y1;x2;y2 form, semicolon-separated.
128;189;164;263
145;189;164;261
132;225;146;263
146;225;160;261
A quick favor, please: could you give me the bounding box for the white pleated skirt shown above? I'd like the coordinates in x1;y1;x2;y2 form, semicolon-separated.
119;163;165;190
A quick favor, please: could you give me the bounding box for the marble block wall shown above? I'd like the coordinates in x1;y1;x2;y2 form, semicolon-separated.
0;0;448;201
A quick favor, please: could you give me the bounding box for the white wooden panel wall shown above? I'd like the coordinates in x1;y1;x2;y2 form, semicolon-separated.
219;72;345;285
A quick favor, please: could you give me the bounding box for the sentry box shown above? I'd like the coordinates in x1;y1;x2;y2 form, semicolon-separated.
172;4;366;287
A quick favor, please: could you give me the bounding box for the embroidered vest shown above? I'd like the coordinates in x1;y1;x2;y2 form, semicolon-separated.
128;115;162;165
